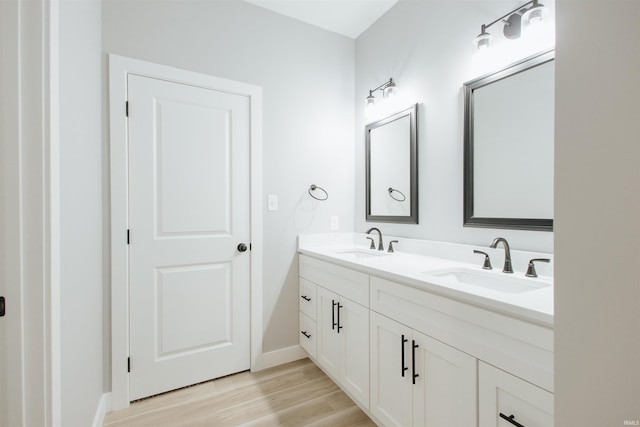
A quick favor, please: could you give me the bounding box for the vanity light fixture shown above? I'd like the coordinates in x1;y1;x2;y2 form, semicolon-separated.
365;78;397;107
473;0;548;51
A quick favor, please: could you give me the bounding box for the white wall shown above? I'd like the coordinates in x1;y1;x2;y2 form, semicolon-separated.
555;0;640;424
58;0;105;425
102;0;355;359
355;0;555;254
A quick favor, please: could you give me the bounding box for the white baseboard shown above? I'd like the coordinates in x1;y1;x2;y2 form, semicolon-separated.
92;392;112;427
261;345;307;370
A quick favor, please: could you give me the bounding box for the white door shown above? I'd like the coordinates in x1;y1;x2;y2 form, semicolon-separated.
340;298;369;409
316;286;341;379
127;74;251;400
412;330;477;427
370;311;413;427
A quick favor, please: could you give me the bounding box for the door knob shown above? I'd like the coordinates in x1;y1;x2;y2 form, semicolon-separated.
237;243;248;252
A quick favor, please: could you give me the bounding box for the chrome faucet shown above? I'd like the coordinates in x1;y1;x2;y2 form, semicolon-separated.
489;237;513;273
366;227;384;251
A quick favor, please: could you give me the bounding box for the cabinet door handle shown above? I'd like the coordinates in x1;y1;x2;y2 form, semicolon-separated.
301;295;311;302
337;303;343;333
499;413;525;427
301;330;311;339
332;300;337;330
401;334;409;377
412;340;419;385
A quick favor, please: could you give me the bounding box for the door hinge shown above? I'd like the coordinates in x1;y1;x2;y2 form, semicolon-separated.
0;296;5;317
127;229;130;245
128;357;130;373
126;101;129;117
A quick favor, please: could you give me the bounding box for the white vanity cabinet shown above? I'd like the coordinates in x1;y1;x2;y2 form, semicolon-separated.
299;255;370;409
370;311;477;427
479;362;553;427
298;250;554;427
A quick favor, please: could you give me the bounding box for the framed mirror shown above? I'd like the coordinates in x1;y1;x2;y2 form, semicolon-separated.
366;104;418;223
464;50;554;231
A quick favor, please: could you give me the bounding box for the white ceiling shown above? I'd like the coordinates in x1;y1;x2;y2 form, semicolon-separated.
244;0;399;39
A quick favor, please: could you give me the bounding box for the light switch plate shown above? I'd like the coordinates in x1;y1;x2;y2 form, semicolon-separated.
267;195;278;211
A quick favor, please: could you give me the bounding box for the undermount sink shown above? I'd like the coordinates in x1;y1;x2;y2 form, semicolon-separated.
423;267;551;294
334;248;391;259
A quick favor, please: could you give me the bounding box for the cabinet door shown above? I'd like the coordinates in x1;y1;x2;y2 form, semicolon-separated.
412;330;477;427
370;311;413;427
316;286;341;379
340;297;369;409
479;362;553;427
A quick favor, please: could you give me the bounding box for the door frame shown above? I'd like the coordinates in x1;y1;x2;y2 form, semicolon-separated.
1;0;60;424
108;54;263;410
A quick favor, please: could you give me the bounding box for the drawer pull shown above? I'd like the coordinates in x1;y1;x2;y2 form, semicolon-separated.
301;331;311;339
401;335;408;377
301;295;311;302
499;413;525;427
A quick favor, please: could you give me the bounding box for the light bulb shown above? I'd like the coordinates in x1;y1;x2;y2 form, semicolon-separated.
522;1;548;26
474;25;493;51
383;80;397;98
366;92;375;107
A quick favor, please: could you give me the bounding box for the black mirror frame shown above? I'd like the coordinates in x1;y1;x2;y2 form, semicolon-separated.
365;104;418;224
463;50;554;232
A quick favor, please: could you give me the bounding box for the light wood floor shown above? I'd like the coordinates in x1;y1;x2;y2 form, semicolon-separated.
103;358;376;426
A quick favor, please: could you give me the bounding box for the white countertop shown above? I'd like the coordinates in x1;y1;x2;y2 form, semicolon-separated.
298;236;554;327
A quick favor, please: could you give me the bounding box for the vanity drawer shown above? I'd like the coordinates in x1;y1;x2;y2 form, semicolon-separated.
299;312;316;358
299;254;369;307
299;278;316;320
479;362;553;427
370;275;554;392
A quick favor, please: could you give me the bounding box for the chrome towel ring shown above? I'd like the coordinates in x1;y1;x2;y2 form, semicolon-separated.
388;187;406;202
309;185;328;201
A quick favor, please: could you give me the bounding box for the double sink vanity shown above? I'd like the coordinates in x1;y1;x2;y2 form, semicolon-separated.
297;232;554;427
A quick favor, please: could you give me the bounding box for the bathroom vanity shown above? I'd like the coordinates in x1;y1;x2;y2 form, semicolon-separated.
298;233;553;427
